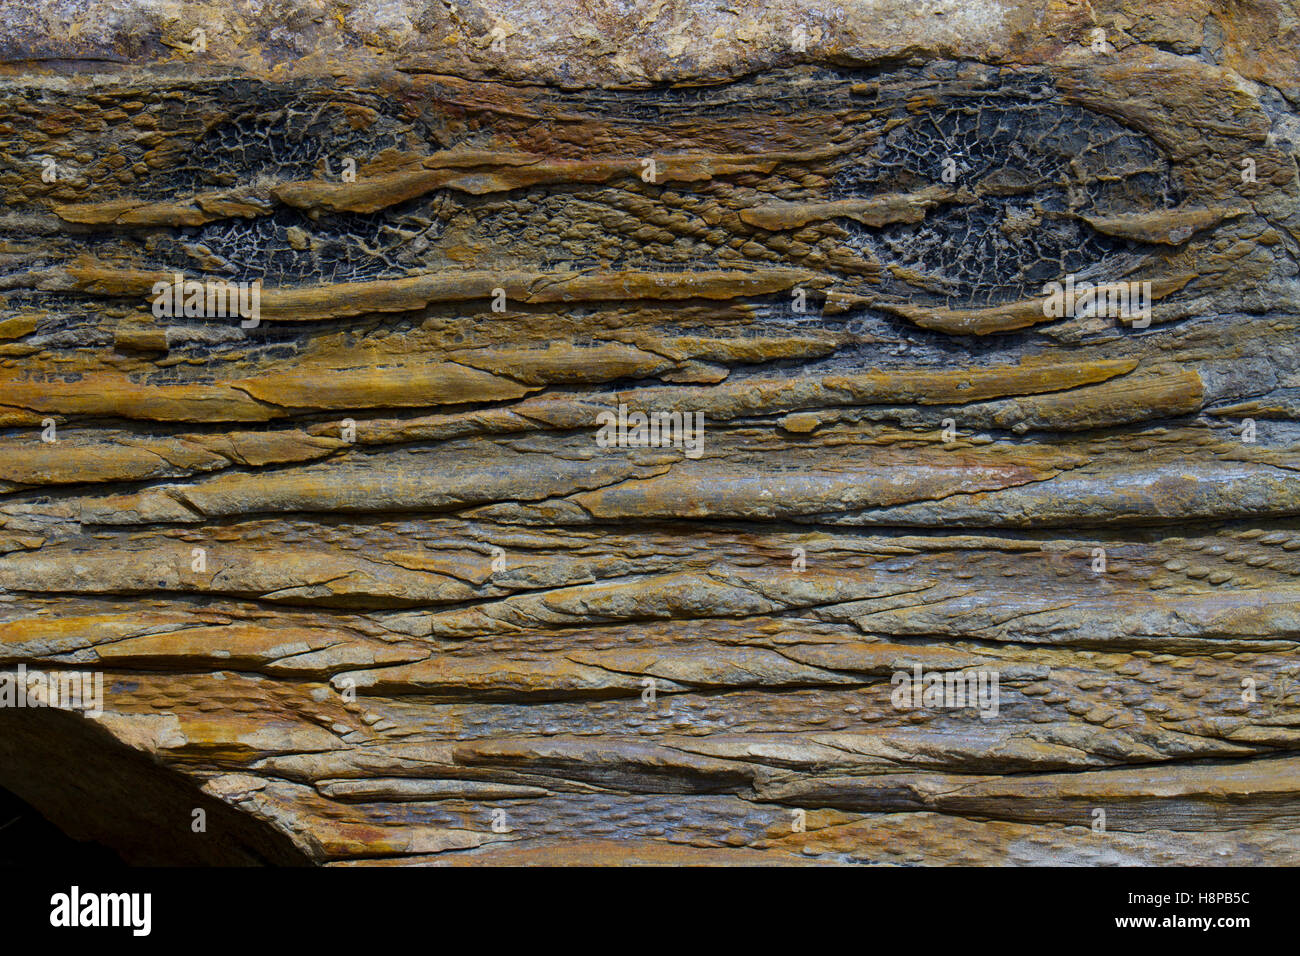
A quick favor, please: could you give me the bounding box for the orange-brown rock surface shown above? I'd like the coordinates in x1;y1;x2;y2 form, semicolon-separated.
0;0;1298;865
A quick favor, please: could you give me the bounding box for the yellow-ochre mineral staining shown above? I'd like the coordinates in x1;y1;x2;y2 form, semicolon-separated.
0;0;1297;865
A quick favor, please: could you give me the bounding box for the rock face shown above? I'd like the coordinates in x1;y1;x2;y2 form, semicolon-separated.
0;0;1298;865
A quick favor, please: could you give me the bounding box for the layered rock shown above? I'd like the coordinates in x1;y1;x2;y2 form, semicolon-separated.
0;0;1297;864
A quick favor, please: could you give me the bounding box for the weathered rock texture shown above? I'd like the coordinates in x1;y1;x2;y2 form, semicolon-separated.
0;0;1298;865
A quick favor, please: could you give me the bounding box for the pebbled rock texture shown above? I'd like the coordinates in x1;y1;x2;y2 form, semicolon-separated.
0;0;1297;865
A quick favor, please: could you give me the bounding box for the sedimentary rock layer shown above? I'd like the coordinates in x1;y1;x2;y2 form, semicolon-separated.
0;0;1297;865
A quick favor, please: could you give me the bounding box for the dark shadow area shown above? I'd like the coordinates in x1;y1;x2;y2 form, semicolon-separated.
0;784;124;868
0;704;309;866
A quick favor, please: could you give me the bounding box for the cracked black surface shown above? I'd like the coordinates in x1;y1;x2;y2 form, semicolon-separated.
837;73;1182;303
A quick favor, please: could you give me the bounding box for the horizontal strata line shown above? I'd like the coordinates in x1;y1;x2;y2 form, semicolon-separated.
42;265;824;320
51;146;851;223
0;356;1158;426
40;495;1300;531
